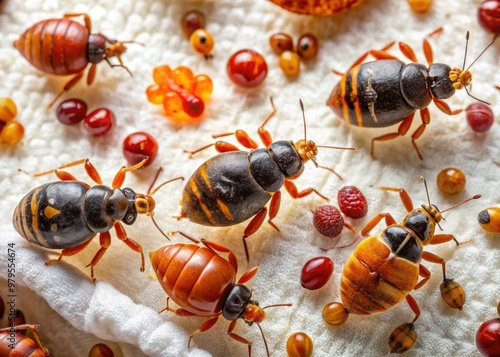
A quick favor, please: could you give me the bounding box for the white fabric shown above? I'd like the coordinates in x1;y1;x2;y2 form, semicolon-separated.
0;1;499;356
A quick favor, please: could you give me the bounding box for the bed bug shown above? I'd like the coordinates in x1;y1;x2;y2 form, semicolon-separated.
14;13;135;108
179;98;355;261
0;324;49;356
327;29;497;159
12;159;182;281
150;236;291;357
269;0;363;15
322;176;480;353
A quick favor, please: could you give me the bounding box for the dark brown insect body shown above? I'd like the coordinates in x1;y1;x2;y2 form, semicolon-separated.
14;13;131;106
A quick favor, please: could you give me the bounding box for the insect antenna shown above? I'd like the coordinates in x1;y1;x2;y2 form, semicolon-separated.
255;323;270;357
256;303;293;357
462;32;497;104
147;168;185;240
440;194;481;214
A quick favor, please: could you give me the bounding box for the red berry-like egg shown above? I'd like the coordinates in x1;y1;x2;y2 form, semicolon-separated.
56;98;88;125
123;132;158;167
338;186;368;219
313;205;344;238
478;0;500;34
227;49;268;88
476;318;500;356
466;102;495;132
84;108;114;137
300;256;334;290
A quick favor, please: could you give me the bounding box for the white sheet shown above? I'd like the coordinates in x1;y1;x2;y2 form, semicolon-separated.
0;0;499;356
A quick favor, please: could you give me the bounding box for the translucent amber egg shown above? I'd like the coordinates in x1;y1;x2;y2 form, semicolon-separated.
0;121;24;146
190;29;214;56
322;302;349;325
146;84;170;105
286;332;313;357
279;50;301;76
153;65;172;86
192;74;213;100
270;33;294;54
89;343;115;357
296;34;319;60
181;10;206;38
0;97;17;122
436;168;466;195
408;0;432;13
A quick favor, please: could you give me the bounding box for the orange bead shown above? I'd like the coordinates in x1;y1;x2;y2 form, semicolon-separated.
436;168;466;195
190;29;214;57
163;92;184;117
0;121;24;146
322;302;349;325
192;74;213;100
171;66;194;91
146;84;170;105
296;34;319;60
286;332;313;357
269;33;294;54
478;207;500;233
389;323;417;354
408;0;432;13
279;50;301;76
89;343;115;357
0;97;17;122
152;65;172;86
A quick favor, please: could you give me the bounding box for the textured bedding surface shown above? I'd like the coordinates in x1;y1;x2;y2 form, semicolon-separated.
0;0;499;356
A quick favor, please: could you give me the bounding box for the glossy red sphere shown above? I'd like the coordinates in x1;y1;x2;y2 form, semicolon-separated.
123;132;158;167
300;256;334;290
56;98;88;125
182;93;205;118
476;318;500;356
227;49;268;88
479;0;500;33
84;108;114;137
466;102;495;132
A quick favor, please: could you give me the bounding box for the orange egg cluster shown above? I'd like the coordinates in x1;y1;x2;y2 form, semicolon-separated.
146;65;213;125
0;97;24;146
269;33;319;76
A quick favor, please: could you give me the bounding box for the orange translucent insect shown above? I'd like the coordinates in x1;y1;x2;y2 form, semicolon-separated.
269;0;363;15
146;65;213;125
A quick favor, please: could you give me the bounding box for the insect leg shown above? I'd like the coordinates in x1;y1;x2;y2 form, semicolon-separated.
378;185;414;212
413;264;431;290
187;316;220;349
111;158;147;188
86;231;111;282
45;239;93;266
242;207;268;262
227;320;252;357
159;297;196;316
63;13;92;32
267;191;281;232
114;222;145;273
360;212;397;236
370;112;415;158
200;238;238;273
47;71;84;109
283;180;329;201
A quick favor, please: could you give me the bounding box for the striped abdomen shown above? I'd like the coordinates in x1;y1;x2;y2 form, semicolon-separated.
181;152;272;226
270;0;363;15
14;18;89;75
13;181;95;249
340;226;421;315
150;244;236;316
0;331;47;357
327;60;419;128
